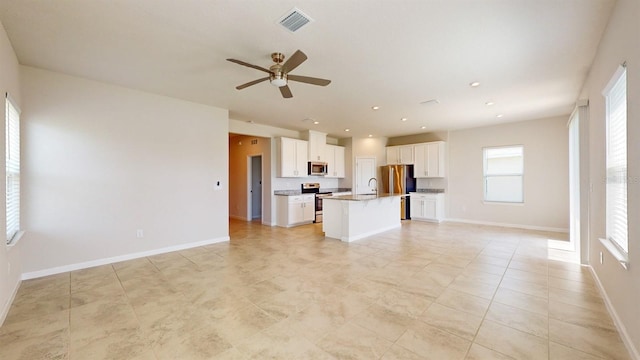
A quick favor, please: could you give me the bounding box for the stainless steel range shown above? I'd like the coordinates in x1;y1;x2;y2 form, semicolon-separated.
301;183;332;223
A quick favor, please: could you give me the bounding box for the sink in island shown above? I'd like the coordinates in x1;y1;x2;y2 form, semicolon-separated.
322;193;407;242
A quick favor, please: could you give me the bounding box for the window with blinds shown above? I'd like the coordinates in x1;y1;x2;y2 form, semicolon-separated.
483;145;524;203
604;66;628;254
5;94;20;244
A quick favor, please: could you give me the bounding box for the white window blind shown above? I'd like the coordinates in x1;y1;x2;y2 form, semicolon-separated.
6;94;20;244
483;146;524;203
603;66;627;254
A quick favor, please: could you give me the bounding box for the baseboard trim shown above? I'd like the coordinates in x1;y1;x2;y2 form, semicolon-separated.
0;277;22;326
338;224;401;243
21;236;230;280
588;266;640;360
445;218;569;233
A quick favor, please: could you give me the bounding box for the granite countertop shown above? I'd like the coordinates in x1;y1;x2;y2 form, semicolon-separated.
325;193;407;201
414;188;445;194
274;188;352;196
321;188;352;193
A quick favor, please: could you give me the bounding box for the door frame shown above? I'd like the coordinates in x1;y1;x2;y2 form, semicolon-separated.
247;154;263;221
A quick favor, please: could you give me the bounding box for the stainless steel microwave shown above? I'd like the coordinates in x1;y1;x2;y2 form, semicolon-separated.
308;161;328;176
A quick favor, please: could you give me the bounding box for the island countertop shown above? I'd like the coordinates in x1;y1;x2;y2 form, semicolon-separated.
325;193;408;201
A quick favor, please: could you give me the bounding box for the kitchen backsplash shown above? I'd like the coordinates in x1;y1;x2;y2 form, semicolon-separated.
272;177;340;191
416;177;447;190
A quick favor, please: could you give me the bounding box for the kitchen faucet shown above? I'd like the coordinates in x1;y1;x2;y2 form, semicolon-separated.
368;177;378;196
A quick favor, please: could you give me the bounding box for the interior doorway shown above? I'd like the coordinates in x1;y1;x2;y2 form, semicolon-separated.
248;155;262;221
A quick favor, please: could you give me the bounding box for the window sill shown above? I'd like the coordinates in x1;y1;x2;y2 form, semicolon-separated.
482;201;524;206
7;230;24;249
599;237;629;270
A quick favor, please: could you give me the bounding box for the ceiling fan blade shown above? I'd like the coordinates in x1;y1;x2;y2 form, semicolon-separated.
236;77;269;90
226;58;272;74
279;85;293;98
282;50;307;73
288;75;331;86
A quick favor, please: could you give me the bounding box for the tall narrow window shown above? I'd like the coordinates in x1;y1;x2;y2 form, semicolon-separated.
5;94;20;244
483;145;524;203
604;66;627;254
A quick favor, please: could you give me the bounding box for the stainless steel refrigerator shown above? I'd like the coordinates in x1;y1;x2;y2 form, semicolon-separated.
380;164;416;219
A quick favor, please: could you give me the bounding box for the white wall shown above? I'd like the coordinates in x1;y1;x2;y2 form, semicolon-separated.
0;20;23;326
20;66;229;275
448;116;569;231
581;0;640;356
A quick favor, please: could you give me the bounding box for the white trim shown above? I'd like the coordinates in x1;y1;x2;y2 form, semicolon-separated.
0;276;21;326
482;201;525;206
599;237;629;270
445;218;568;233
332;224;401;243
588;266;640;360
21;236;230;280
6;230;24;248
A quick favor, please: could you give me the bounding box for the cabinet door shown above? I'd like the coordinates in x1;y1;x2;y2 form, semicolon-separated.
288;203;302;224
427;142;440;177
399;145;414;164
414;144;428;177
333;146;345;178
308;131;326;161
386;146;399;164
324;145;336;178
410;196;423;219
303;198;315;221
280;138;297;177
423;198;437;219
294;139;308;177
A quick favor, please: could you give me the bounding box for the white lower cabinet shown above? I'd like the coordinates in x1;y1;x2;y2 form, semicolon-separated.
276;194;315;227
410;193;444;222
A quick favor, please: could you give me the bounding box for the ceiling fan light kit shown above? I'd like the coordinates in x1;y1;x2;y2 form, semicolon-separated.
227;49;331;98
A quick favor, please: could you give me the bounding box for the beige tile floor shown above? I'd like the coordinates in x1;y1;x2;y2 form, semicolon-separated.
0;219;631;359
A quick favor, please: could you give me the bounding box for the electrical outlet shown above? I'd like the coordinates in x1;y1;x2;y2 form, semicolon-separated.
600;251;604;264
136;229;144;238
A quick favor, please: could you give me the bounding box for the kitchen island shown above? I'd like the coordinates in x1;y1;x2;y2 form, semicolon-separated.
322;193;406;242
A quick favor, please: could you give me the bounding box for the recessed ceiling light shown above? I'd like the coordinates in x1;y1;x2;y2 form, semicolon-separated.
421;126;426;129
344;128;350;132
496;114;504;118
485;101;495;106
368;134;373;138
401;117;408;122
470;81;480;87
372;106;380;110
313;121;319;125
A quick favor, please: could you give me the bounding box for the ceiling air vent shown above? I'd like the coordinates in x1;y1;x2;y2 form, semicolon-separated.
278;7;314;33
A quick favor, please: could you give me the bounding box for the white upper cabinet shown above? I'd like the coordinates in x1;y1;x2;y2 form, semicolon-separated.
324;144;345;178
278;137;308;177
414;141;446;178
306;130;327;162
386;145;414;164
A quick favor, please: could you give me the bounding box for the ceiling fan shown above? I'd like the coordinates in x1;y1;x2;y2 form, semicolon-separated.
227;50;331;98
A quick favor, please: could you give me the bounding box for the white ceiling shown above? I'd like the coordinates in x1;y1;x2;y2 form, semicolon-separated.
0;0;614;139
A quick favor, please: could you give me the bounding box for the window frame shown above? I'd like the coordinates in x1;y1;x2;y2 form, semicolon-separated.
482;145;524;204
602;64;628;257
5;93;21;245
